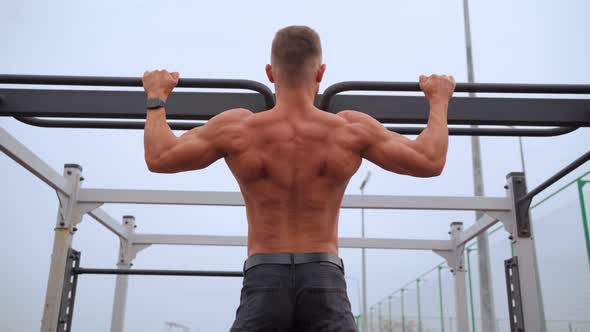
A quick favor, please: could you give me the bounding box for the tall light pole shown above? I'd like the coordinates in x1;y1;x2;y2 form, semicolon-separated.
360;171;372;332
462;1;497;331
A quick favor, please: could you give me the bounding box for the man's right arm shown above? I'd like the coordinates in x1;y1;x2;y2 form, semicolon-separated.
339;74;455;177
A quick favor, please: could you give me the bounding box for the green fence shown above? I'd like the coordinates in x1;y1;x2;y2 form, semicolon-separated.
363;169;590;332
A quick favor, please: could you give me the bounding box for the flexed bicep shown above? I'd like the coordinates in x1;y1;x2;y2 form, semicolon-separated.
338;110;444;178
145;108;252;173
363;132;444;177
145;128;224;173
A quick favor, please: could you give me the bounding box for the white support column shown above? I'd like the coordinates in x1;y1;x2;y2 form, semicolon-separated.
111;216;137;332
435;222;469;332
451;223;470;332
511;238;545;330
41;164;97;332
503;173;546;332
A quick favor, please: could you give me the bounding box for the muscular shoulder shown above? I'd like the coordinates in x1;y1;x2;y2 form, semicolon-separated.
208;108;253;126
336;110;391;150
337;110;368;122
337;110;385;133
198;108;253;150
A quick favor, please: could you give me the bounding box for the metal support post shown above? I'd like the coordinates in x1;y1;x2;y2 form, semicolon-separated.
452;224;470;332
378;302;383;332
436;222;469;332
577;180;590;270
110;216;138;332
416;279;422;332
41;164;98;332
438;265;445;332
401;288;406;332
503;173;547;331
466;248;477;332
387;296;392;332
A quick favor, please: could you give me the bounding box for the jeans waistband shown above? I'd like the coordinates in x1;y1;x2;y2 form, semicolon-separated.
243;252;344;273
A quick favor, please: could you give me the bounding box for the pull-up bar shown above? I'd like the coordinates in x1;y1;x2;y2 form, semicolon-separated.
0;74;276;109
319;80;590;110
1;74;589;136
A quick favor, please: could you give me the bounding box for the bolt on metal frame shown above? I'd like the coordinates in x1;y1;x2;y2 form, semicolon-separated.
1;75;589;332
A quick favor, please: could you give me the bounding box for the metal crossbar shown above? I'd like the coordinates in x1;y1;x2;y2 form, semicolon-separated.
1;75;589;136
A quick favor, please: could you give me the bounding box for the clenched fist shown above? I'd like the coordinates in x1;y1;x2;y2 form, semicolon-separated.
142;70;180;101
419;74;456;104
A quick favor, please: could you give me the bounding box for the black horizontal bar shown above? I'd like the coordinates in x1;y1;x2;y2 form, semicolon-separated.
2;89;589;127
0;90;268;119
73;267;244;277
327;94;590;127
320;81;590;110
14;116;202;130
0;74;275;109
521;150;590;203
13;117;579;137
395;126;578;137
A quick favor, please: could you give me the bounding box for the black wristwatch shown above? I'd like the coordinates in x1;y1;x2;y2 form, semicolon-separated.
146;98;166;110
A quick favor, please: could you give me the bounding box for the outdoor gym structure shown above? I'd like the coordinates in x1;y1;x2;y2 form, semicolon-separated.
0;74;589;332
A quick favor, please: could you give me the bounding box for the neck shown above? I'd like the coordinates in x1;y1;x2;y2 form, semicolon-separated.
274;83;317;111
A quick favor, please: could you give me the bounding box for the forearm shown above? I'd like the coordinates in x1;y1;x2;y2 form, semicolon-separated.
144;108;178;165
415;100;449;165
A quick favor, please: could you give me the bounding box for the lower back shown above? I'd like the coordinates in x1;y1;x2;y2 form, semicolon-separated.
243;190;343;256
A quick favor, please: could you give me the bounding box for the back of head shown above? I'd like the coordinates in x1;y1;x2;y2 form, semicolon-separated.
271;26;322;87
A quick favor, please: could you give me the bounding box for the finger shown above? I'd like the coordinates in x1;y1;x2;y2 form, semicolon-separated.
419;75;427;83
171;72;180;85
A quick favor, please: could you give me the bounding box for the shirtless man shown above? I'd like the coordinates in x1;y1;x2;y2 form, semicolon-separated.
142;25;455;332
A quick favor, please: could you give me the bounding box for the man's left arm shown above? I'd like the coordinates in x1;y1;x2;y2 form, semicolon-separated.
142;70;246;173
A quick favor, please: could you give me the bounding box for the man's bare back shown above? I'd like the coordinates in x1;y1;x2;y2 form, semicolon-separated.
223;106;363;255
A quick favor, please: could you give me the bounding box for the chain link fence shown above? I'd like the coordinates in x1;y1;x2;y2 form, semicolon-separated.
363;170;590;332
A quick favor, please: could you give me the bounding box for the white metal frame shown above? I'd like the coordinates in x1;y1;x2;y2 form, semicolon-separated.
0;126;545;332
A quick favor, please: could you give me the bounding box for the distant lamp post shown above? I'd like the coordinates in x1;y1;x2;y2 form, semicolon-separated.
360;171;372;332
164;321;190;332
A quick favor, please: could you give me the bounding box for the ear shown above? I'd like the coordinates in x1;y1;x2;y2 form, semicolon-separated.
265;64;274;83
316;64;326;83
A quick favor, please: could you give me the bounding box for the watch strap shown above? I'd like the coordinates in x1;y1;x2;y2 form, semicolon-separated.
146;98;166;110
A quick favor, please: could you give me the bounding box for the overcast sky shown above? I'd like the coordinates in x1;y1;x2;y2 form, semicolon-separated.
1;1;589;331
